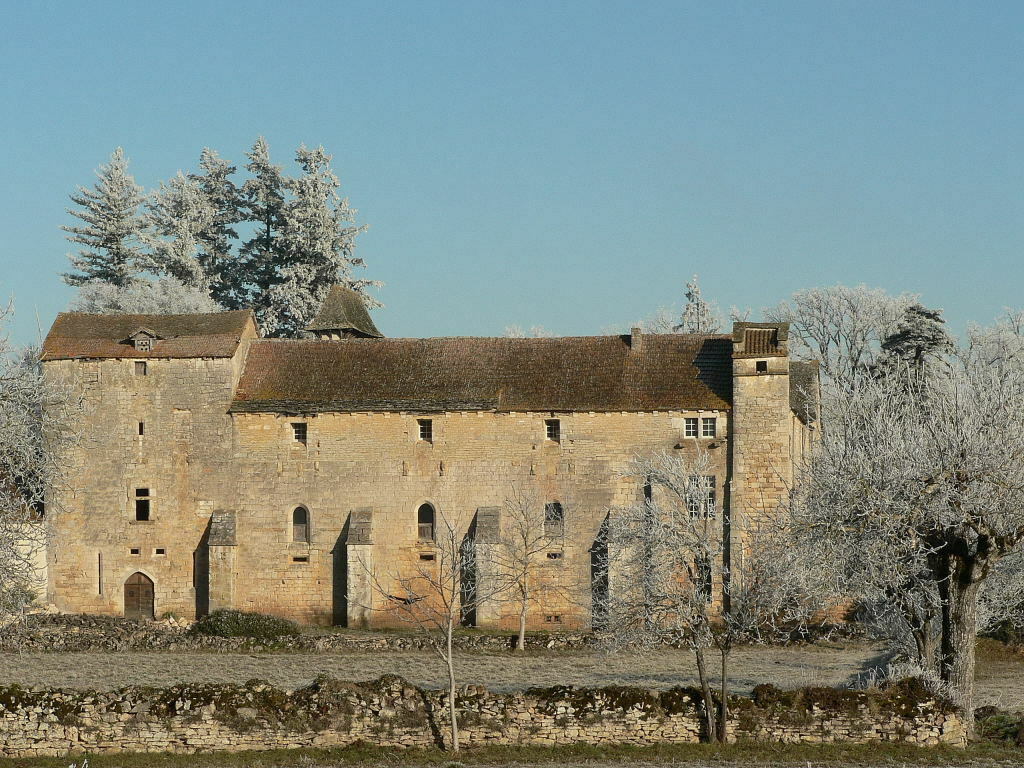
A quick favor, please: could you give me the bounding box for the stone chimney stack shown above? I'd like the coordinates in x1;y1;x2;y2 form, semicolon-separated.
630;327;643;352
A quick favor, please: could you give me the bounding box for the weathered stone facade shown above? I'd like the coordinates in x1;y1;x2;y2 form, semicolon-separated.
41;292;815;628
0;676;964;758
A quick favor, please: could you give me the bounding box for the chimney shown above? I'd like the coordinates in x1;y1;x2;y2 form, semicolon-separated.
630;327;643;352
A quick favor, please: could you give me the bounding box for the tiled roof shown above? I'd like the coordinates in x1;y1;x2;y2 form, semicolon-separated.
231;334;733;414
41;310;255;360
305;285;383;337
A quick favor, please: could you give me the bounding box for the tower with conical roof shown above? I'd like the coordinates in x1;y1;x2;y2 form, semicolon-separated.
305;285;383;339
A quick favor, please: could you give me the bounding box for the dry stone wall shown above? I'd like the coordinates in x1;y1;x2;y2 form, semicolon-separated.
0;676;965;758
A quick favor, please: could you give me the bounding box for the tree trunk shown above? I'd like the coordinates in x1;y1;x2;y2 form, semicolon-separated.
938;553;983;739
445;619;460;751
693;645;716;743
517;583;528;652
718;647;730;743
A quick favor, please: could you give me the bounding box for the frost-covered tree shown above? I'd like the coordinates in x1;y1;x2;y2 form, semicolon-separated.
70;277;222;315
62;148;147;288
143;172;212;288
765;285;917;390
790;351;1024;732
0;306;75;617
264;144;375;336
674;275;722;333
189;149;242;308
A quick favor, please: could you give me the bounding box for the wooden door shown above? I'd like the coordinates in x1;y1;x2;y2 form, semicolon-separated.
124;572;154;621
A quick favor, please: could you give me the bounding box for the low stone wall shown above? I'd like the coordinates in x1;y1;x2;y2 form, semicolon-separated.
0;676;965;758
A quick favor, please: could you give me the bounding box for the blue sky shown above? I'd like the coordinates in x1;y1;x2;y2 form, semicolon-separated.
2;1;1022;345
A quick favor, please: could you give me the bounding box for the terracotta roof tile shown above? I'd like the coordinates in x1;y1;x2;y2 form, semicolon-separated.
41;310;254;360
231;334;733;414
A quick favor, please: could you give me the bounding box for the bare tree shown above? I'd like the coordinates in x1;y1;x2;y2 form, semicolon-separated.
363;507;501;752
789;351;1024;733
485;486;580;651
674;275;722;334
69;277;223;315
0;306;75;617
600;449;816;742
765;285;917;390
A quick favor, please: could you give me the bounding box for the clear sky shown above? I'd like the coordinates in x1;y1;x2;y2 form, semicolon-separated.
2;1;1022;346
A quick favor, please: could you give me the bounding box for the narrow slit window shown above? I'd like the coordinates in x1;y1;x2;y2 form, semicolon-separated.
684;417;698;438
292;556;309;563
134;361;147;376
134;488;151;521
138;421;145;436
291;422;307;444
98;553;103;595
701;417;716;438
292;507;309;543
417;418;433;442
419;553;436;562
545;418;560;442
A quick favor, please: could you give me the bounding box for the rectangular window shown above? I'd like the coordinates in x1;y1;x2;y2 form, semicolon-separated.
134;488;151;521
134;361;147;376
544;614;563;624
291;422;307;444
419;553;436;562
154;548;166;556
755;360;768;373
701;417;716;438
130;547;140;556
292;556;309;564
684;417;698;438
136;338;151;352
418;418;433;442
687;476;716;518
546;551;563;560
138;421;145;436
545;418;560;442
98;553;103;595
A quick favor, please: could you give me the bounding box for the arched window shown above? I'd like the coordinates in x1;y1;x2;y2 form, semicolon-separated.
417;503;435;542
293;506;310;543
544;502;564;537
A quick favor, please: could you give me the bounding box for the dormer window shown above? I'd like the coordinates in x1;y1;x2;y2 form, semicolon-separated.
126;328;160;352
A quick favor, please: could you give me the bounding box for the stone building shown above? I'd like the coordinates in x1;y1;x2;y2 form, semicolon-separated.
41;287;816;628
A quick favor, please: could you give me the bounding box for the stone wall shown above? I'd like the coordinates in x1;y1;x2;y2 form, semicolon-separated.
0;676;964;758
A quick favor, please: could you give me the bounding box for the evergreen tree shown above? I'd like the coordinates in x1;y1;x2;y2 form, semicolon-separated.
238;137;290;332
189;148;242;308
143;171;212;288
673;275;721;333
264;145;376;336
62;148;147;287
877;303;954;377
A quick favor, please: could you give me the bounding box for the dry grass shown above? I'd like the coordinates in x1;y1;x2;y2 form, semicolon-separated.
0;641;894;695
5;742;1024;768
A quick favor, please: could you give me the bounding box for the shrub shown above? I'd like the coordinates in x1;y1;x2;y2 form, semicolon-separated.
190;610;300;640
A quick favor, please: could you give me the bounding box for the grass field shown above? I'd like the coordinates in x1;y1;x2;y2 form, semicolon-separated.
6;742;1024;768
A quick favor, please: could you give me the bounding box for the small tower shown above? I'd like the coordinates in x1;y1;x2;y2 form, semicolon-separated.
305;285;383;340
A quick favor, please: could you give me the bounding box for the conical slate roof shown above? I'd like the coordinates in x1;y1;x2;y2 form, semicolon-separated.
305;285;382;338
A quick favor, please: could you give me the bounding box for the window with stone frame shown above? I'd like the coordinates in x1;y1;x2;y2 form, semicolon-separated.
134;488;151;521
701;417;717;438
545;418;560;442
417;419;433;442
684;417;698;437
293;506;310;543
686;475;716;518
291;422;307;444
417;503;435;541
544;501;565;537
134;361;147;376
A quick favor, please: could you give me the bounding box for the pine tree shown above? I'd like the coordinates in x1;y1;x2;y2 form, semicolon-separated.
238;137;290;332
264;145;376;336
878;303;954;376
674;275;721;333
189;149;242;308
143;171;212;288
62;148;147;287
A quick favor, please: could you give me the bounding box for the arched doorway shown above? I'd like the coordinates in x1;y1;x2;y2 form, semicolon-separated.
124;572;154;621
